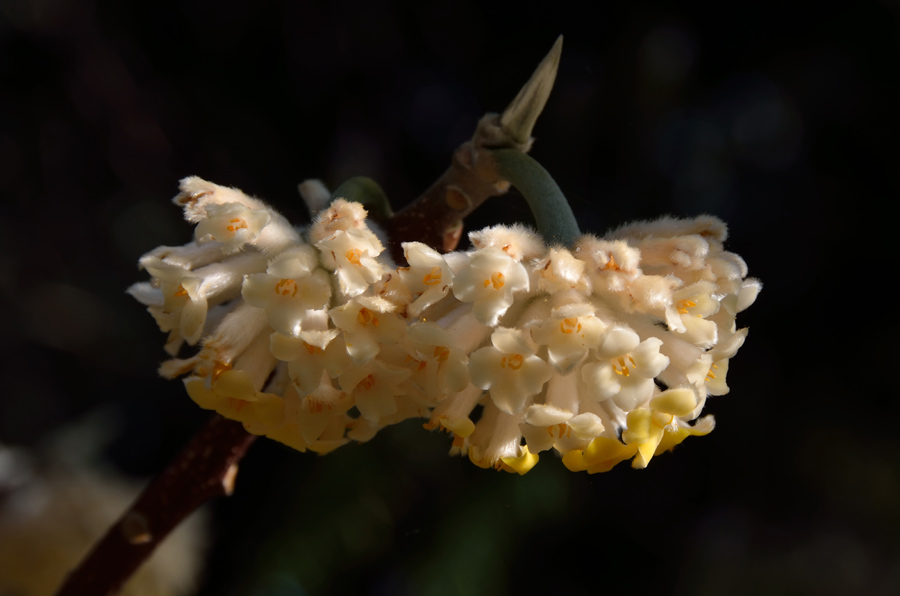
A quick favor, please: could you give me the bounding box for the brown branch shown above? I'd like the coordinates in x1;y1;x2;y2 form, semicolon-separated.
386;36;562;260
386;127;513;259
55;415;256;596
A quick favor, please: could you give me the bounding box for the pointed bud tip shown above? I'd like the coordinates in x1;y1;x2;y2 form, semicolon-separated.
499;35;564;146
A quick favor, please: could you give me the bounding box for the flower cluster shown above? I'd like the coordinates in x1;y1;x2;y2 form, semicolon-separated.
130;177;759;474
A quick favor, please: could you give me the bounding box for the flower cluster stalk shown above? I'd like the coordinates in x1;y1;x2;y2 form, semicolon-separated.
489;148;580;246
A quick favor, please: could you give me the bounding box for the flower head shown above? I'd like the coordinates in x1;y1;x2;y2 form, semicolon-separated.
134;178;759;475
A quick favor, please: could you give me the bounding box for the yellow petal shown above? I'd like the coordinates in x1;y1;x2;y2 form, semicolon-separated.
582;436;637;473
441;417;476;438
500;445;539;475
185;378;221;410
215;369;259;401
561;449;587;472
242;392;285;435
650;388;698;417
655;415;716;455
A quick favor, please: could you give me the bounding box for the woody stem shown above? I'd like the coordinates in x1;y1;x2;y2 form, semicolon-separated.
54;415;256;596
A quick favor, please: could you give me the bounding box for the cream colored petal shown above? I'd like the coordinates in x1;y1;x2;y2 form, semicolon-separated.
680;316;718;348
612;377;655;411
491;327;536;356
598;326;641;358
631;337;669;378
582;361;620;400
567;412;604;438
525;404;573;426
241;273;277;308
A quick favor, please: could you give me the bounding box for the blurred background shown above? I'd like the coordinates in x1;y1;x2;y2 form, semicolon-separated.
1;0;898;594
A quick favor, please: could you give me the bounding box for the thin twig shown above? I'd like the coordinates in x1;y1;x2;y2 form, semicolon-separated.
55;415;256;596
386;36;562;260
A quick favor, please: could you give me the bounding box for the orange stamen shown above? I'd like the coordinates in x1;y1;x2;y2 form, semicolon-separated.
356;307;378;327
601;254;620;271
275;279;298;297
677;299;697;315
360;374;376;390
226;217;248;232
613;356;632;377
560;318;582;334
345;248;363;266
422;266;442;286
501;353;524;370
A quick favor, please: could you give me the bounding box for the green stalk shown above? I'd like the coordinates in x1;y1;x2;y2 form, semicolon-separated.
490;149;580;246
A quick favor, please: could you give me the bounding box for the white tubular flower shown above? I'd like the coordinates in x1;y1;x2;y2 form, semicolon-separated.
242;246;332;336
268;380;352;454
130;252;268;353
452;248;530;326
158;302;270;384
534;247;591;295
574;236;641;292
403;323;470;400
139;241;227;271
466;403;538;475
399;242;454;317
733;278;762;314
282;372;353;444
175;176;300;255
312;199;388;297
582;327;670;411
628;234;712;274
609;214;727;245
270;329;347;396
521;407;607;455
702;327;747;397
340;358;411;423
309;198;373;240
469;327;553;415
519;372;606;456
665;281;720;347
316;229;387;297
530;301;607;374
194;203;271;254
426;384;483;453
372;271;413;312
182;329;279;427
175;176;270;222
468;224;545;261
329;296;406;365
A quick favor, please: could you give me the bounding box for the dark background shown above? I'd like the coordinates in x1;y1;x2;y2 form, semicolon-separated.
2;1;899;594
